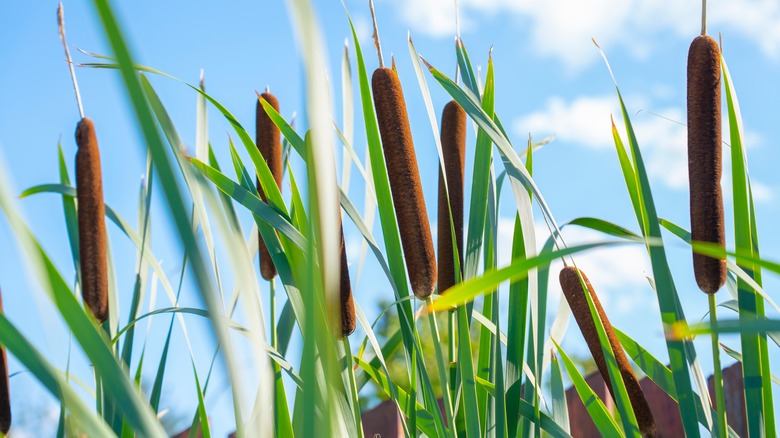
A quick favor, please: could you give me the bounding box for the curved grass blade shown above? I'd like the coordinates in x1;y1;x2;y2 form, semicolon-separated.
428;240;637;312
567;217;641;240
188;159;305;248
21;184;186;311
0;313;114;436
659;218;780;314
0;193;166;435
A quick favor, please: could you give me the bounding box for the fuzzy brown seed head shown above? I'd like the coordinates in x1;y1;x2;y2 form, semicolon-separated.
559;267;656;437
339;223;356;337
687;35;726;294
256;92;283;281
0;291;10;434
372;67;436;299
76;117;109;323
437;100;467;294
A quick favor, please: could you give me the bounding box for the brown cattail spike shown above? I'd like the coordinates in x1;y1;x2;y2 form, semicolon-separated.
437;100;466;294
256;92;283;281
0;291;10;434
559;267;656;437
687;35;726;294
76;118;109;323
339;221;356;337
372;67;436;299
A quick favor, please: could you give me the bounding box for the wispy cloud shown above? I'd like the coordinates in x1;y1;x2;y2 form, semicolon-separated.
513;94;772;200
496;217;654;315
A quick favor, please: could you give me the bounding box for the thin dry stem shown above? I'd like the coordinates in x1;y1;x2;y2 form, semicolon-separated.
57;1;84;119
701;0;707;35
369;0;384;68
454;0;461;41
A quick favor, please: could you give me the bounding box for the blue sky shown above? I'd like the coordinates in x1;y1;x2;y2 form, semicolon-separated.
2;0;780;436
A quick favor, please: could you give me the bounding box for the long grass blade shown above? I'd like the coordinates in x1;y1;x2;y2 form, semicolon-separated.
721;54;774;436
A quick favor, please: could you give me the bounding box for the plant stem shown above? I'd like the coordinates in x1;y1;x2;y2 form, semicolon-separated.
701;0;707;35
710;293;727;437
270;279;277;348
427;301;455;437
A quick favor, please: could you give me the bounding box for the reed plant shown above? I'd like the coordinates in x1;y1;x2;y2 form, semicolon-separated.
0;0;777;437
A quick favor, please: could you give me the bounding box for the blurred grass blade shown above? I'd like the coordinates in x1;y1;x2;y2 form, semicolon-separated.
341;40;354;191
89;0;247;433
0;312;114;436
0;162;166;436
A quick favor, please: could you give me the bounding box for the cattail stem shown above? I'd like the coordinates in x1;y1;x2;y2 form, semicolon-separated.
0;291;10;434
709;294;728;436
701;0;707;36
57;1;84;119
372;67;437;299
256;92;283;281
270;278;277;347
687;34;726;294
559;267;656;437
76;118;109;323
438;100;466;294
369;0;384;68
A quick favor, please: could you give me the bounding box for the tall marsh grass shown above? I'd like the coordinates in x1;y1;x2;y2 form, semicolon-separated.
0;0;777;437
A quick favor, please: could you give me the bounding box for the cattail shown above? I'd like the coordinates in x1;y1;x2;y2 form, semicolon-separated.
687;35;726;294
372;67;436;299
559;267;656;437
76;117;108;323
437;100;466;294
256;92;283;281
0;290;10;434
338;220;356;337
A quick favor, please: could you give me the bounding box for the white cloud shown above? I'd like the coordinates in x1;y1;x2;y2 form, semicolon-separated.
514;95;689;188
514;95;618;149
392;0;780;70
514;94;773;200
496;217;654;315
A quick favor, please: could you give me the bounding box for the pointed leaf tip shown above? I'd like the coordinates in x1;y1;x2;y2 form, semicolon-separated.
419;55;433;70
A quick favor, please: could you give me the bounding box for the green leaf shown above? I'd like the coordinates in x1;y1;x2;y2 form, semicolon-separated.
550;353;570;433
554;341;622;437
722;54;774;436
